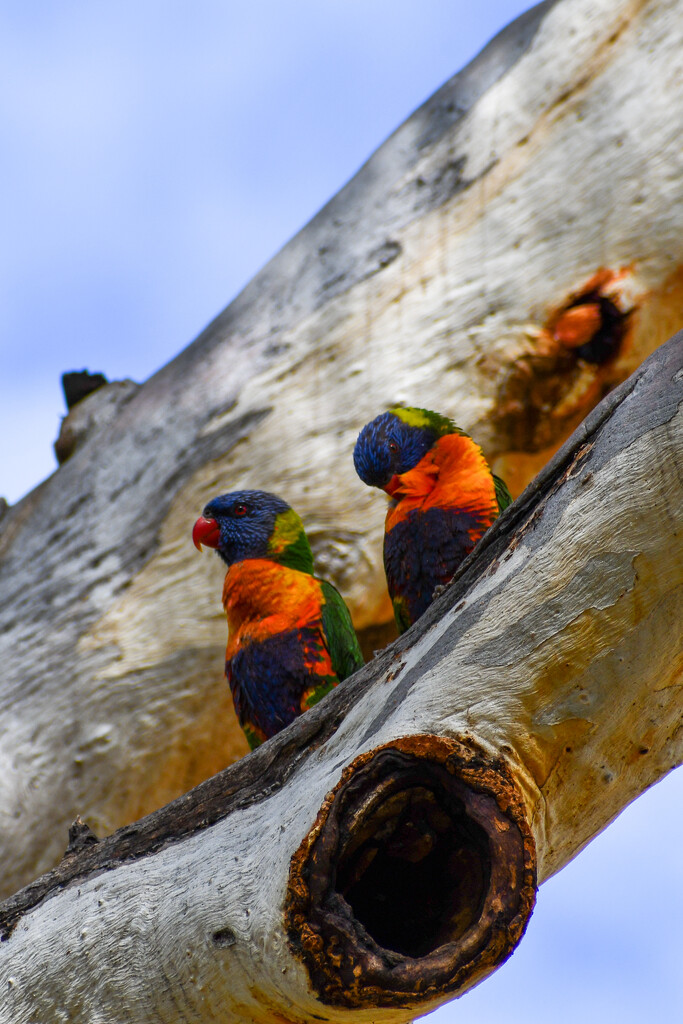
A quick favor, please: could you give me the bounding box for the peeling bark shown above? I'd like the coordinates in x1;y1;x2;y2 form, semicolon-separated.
0;335;680;1023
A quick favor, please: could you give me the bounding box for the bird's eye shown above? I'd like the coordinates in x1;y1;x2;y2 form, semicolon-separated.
233;503;248;517
388;440;399;454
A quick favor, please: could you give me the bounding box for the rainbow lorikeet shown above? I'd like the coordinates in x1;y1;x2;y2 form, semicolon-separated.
353;407;511;634
192;489;363;750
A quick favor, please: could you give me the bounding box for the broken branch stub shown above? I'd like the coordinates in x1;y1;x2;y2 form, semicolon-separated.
286;735;536;1008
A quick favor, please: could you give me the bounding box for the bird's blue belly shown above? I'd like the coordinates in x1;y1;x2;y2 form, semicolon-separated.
226;626;326;738
384;505;486;626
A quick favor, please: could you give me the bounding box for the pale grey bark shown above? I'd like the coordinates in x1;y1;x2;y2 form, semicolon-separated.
0;333;680;1024
1;0;682;910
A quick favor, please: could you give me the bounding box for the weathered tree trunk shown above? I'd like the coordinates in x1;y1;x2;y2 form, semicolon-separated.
1;335;681;1023
1;0;683;902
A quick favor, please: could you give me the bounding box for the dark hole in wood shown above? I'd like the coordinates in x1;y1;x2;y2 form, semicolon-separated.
212;927;236;948
286;740;536;1007
569;292;629;364
335;780;490;958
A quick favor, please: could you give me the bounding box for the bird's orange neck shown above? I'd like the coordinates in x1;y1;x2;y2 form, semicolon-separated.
384;461;439;500
385;433;498;529
222;559;321;648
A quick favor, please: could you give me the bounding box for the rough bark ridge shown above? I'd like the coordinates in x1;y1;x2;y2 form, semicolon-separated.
1;335;681;1023
2;0;683;899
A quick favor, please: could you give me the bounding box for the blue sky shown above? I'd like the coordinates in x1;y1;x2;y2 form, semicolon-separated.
2;0;537;503
1;2;681;1019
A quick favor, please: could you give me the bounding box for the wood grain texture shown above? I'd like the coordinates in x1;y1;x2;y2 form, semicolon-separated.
1;0;683;899
1;334;680;1024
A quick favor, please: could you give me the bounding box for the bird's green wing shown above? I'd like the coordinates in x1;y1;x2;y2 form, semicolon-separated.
493;474;513;514
320;581;364;681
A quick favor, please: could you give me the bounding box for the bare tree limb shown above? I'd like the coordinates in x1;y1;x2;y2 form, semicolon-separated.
1;334;680;1023
1;0;682;919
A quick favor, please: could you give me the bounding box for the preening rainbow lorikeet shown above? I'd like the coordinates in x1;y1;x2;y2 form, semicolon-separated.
353;407;511;634
192;490;364;750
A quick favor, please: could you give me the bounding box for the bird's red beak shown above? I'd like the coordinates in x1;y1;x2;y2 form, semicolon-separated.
192;515;221;551
383;474;401;497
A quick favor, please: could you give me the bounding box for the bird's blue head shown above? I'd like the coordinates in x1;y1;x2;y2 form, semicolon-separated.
353;407;453;490
192;489;314;573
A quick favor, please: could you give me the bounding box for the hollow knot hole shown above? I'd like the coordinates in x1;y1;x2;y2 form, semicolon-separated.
336;781;490;957
285;738;537;1008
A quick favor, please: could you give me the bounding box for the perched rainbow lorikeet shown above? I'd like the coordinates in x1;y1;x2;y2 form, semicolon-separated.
192;489;363;750
353;407;512;634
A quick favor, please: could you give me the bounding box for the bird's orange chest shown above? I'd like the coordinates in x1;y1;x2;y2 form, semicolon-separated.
222;559;323;657
385;434;497;531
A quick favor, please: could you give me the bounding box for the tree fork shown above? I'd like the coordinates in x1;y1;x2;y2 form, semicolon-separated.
0;334;680;1023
